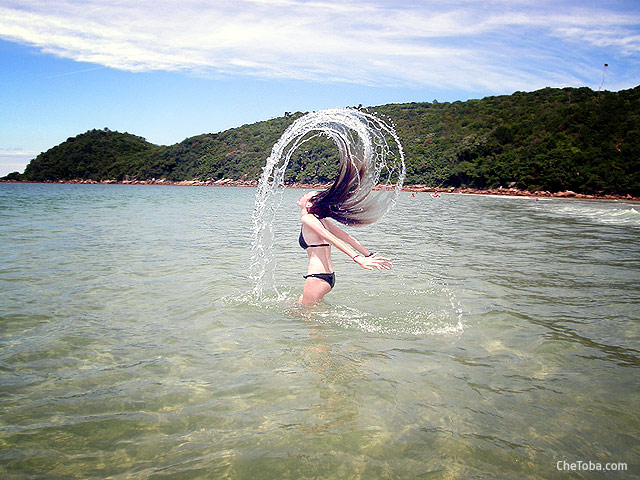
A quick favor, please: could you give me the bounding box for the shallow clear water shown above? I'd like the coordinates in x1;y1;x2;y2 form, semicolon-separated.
1;183;638;479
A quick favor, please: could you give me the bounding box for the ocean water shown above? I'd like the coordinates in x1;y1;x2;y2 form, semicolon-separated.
0;183;638;479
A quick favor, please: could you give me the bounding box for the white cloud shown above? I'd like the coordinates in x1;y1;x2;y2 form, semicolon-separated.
0;0;638;92
0;149;38;176
554;27;640;54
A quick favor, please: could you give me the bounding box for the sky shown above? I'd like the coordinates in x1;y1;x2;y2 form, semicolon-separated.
1;0;639;176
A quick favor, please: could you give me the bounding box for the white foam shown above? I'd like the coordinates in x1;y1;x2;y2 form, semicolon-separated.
551;202;640;227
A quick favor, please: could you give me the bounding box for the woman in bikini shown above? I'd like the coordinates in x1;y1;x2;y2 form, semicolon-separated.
298;190;392;305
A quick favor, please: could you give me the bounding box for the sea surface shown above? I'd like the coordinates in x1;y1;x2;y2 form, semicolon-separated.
1;183;638;479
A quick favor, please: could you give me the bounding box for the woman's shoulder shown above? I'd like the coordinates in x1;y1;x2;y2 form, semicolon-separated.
301;213;320;224
302;213;330;228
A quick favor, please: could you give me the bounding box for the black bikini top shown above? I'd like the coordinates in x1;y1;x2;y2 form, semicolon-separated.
299;228;330;250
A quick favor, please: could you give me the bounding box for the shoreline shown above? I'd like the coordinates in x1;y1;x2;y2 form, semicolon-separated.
2;178;638;201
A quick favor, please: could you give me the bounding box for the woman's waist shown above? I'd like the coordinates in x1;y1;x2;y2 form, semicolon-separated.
306;257;333;274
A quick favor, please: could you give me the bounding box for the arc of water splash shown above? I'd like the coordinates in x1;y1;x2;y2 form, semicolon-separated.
250;108;406;297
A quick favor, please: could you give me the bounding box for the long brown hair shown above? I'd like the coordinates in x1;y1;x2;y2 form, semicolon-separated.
294;108;404;226
308;149;381;225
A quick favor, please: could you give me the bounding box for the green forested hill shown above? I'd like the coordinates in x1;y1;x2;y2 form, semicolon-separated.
19;128;157;182
380;86;639;194
8;86;640;195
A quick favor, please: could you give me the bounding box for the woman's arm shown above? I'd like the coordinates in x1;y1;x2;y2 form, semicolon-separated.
301;214;391;271
322;218;372;257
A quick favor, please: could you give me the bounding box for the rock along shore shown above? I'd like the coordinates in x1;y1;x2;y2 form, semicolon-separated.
2;177;638;201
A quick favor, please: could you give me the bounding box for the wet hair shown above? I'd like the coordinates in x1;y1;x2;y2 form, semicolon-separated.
280;108;404;226
308;151;381;225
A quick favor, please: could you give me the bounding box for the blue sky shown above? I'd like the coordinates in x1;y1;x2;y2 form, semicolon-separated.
1;0;639;176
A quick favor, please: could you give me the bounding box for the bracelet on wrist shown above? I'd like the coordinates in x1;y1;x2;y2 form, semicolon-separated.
352;254;361;261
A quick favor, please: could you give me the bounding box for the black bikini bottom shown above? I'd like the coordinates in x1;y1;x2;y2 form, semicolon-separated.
303;272;335;289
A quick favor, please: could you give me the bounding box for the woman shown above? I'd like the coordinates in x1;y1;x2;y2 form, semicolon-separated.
298;190;392;305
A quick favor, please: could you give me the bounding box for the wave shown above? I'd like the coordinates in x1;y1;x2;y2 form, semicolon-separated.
550;202;640;227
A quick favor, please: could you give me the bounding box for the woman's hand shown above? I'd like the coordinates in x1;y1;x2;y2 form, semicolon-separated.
354;253;392;272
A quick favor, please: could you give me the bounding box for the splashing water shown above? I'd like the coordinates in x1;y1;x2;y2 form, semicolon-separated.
251;108;406;297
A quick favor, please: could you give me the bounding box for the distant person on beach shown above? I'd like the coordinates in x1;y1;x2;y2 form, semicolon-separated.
297;190;392;305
